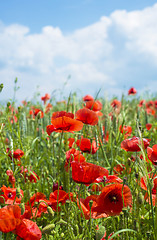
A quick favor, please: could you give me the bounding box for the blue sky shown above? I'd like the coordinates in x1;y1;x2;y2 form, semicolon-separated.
1;0;157;103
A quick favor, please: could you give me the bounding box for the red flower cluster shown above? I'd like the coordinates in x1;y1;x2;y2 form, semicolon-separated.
77;183;132;219
0;205;42;239
121;136;150;152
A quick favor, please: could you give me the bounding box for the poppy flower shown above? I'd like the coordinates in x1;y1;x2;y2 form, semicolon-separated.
146;123;152;131
0;205;42;239
85;100;102;112
83;95;94;102
49;190;71;211
45;103;53;113
16;218;42;240
67;137;75;148
26;192;47;207
20;166;40;183
76;138;99;154
24;192;48;219
10;115;18;124
138;99;145;107
52;182;63;192
92;175;123;192
64;148;86;172
46;116;83;135
0;185;23;204
75;108;99;126
0;205;21;233
128;87;137;95
41;93;50;104
121;136;150;152
147;144;157;165
110;99;121;110
6;170;15;187
113;164;131;176
29;108;44;119
51;111;74;119
71;161;108;184
77;196;107;219
119;125;132;138
7;148;24;161
93;183;132;216
140;173;157;206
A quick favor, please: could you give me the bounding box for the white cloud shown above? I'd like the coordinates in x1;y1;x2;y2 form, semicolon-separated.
1;3;157;103
111;4;157;61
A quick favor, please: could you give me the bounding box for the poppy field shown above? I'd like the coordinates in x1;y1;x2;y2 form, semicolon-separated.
0;83;157;239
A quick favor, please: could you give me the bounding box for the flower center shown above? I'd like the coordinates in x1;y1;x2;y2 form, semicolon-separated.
109;194;119;204
7;192;13;198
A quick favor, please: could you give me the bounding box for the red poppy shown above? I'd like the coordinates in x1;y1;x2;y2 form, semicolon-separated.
41;93;50;104
16;218;42;240
0;205;42;239
0;205;21;233
128;87;137;95
103;127;109;143
52;182;63;192
24;192;48;219
146;123;152;130
6;170;15;187
0;185;23;204
110;99;121;110
71;161;108;184
7;148;24;161
29;108;44;119
121;136;150;152
26;192;47;207
34;108;44;118
49;190;71;211
93;183;132;216
76;138;99;154
45;103;53;113
52;111;74;119
20;166;40;183
21;100;27;106
146;100;154;108
83;95;94;102
140;173;157;206
67;137;75;148
119;125;132;138
138;99;145;107
147;144;157;165
92;175;123;192
85;100;102;112
75;108;99;125
77;196;107;219
113;164;131;176
10;115;18;124
46;116;83;135
64;148;86;172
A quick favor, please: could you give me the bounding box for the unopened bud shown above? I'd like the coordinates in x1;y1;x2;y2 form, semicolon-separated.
47;206;54;216
42;224;55;234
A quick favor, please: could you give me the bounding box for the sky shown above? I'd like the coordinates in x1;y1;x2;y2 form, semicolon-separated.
1;0;157;103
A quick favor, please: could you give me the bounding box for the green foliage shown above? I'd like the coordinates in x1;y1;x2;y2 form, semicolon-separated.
0;90;157;239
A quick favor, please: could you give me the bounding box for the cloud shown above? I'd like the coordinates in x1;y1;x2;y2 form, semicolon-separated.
1;3;157;103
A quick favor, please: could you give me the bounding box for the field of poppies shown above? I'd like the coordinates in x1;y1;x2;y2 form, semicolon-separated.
0;83;157;239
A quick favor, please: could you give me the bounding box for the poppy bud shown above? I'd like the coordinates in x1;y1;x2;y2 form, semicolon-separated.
42;224;55;234
96;225;106;240
20;203;25;215
89;200;93;209
16;187;22;198
137;192;144;205
47;206;54;216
